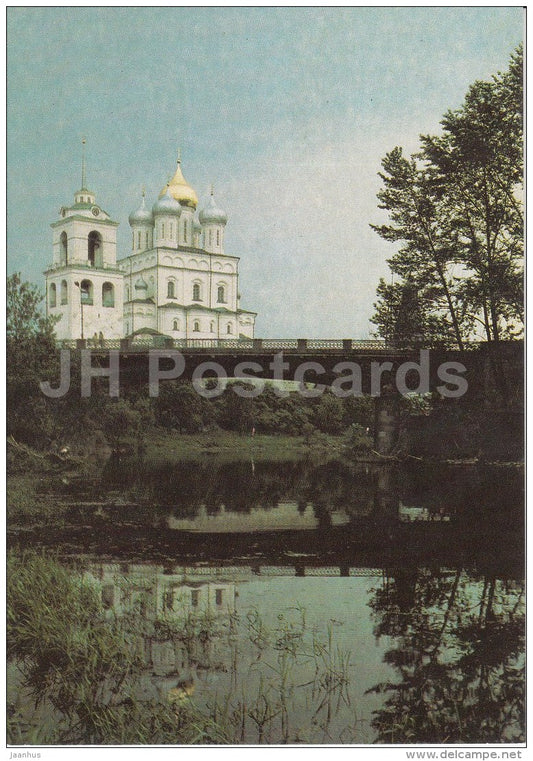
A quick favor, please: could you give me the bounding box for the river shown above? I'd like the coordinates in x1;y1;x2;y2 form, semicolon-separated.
8;456;525;745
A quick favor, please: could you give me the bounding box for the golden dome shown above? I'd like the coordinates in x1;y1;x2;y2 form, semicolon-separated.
159;161;198;209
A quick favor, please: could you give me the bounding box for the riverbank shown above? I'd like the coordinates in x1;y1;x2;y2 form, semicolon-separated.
7;430;346;527
7;427;523;532
139;429;346;462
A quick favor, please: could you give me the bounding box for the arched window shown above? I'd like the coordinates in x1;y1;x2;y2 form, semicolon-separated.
209;230;212;246
80;279;93;305
193;320;200;332
49;282;56;308
226;323;233;335
161;223;165;238
216;229;220;247
88;231;102;267
217;285;226;303
145;230;149;248
102;282;114;307
192;283;201;301
60;232;68;266
167;280;175;298
210;320;215;333
173;319;179;331
60;280;68;305
137;231;141;250
184;219;188;243
125;322;129;336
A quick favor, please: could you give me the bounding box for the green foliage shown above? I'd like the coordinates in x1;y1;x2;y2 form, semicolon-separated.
96;398;143;450
312;393;344;434
7;274;60;445
7;551;229;744
8;551;140;734
344;423;373;455
215;382;255;433
153;382;215;433
372;46;523;346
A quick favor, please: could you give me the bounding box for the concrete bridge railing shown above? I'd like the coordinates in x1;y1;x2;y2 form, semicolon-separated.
58;337;476;353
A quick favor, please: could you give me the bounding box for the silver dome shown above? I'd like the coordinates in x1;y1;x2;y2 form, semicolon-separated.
199;190;227;225
152;187;182;217
128;193;153;226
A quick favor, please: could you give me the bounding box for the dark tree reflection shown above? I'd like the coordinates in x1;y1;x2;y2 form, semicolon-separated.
367;569;524;743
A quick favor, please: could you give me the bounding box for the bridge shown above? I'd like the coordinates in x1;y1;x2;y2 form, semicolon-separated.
58;336;469;352
53;337;523;456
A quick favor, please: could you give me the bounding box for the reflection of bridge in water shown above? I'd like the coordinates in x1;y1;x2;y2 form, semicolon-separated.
90;562;389;580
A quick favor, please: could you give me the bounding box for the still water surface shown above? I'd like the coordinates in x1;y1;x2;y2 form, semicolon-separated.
11;457;525;744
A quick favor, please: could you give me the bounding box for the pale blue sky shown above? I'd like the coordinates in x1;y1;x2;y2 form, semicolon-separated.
7;7;523;338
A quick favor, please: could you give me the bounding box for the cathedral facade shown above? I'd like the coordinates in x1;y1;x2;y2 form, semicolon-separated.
45;153;257;342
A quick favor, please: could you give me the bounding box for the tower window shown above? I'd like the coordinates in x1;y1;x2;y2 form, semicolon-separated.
49;283;56;308
167;280;175;299
217;286;226;303
80;279;93;305
173;319;179;331
137;231;141;250
210;320;215;333
215;589;223;606
102;282;114;307
88;231;102;267
145;230;149;248
191;589;199;608
192;283;201;301
216;229;220;246
60;232;68;266
184;219;188;243
209;230;212;246
161;223;165;238
226;323;233;335
60;280;68;305
193;320;200;333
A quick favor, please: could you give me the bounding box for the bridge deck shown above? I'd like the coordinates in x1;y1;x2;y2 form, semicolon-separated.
58;337;474;353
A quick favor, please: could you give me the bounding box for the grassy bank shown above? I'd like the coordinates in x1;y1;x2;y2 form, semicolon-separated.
7;430;348;528
140;429;346;462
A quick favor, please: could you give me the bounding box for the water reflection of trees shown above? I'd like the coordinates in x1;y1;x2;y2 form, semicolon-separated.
100;457;376;521
98;458;523;526
367;568;525;743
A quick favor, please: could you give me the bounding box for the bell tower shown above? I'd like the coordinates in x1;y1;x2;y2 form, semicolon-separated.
44;139;124;341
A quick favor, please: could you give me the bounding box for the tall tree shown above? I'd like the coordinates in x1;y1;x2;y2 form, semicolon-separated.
372;46;523;346
421;45;523;342
370;148;467;348
7;274;59;444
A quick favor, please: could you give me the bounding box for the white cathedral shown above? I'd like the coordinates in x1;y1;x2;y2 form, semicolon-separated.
45;151;257;343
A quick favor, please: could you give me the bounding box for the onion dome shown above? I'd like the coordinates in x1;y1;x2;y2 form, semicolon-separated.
152;186;182;217
135;277;148;292
129;190;153;226
199;188;227;225
159;158;198;209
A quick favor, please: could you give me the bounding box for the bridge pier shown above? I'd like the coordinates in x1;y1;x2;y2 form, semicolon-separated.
374;393;401;456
